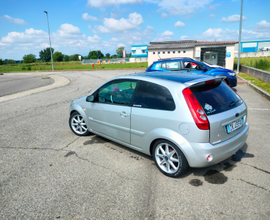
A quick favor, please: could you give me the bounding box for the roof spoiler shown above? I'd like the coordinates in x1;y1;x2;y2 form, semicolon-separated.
184;76;225;88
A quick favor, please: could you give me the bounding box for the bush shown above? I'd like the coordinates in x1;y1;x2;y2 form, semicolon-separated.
23;54;36;63
7;59;15;64
0;58;5;65
254;59;270;70
53;51;64;62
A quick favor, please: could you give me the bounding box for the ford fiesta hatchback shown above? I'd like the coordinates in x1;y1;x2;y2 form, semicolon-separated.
69;72;249;177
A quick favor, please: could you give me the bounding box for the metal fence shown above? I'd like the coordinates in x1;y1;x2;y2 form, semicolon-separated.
82;58;130;64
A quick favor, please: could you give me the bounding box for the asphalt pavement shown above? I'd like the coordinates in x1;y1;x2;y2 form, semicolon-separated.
0;74;54;97
0;70;269;219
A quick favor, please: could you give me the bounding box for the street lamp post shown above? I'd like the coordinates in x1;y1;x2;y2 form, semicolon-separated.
44;11;54;71
237;0;243;74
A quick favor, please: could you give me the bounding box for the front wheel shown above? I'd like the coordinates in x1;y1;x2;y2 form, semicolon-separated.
152;140;188;177
69;112;90;136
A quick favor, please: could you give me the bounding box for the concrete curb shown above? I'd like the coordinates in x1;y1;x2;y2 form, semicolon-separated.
0;74;70;103
237;74;270;102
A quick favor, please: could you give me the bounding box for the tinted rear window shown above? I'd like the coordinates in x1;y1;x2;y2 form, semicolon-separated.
133;81;175;111
191;82;243;115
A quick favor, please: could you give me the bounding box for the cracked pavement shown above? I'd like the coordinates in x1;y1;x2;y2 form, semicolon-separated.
0;70;270;219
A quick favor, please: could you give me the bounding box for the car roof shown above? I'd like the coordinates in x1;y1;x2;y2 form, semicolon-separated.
129;71;212;84
157;57;194;61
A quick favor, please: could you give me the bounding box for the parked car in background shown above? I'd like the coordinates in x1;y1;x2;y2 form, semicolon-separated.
69;71;248;177
146;57;237;87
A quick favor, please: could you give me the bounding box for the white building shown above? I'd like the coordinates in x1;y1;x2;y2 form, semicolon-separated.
148;40;238;70
130;45;148;62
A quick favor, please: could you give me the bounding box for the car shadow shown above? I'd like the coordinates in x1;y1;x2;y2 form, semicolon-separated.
85;135;253;180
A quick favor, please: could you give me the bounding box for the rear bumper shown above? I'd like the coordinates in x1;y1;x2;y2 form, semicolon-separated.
182;123;249;167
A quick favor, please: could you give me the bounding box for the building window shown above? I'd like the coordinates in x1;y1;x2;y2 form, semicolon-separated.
183;51;186;53
158;52;160;54
178;51;181;53
168;51;170;54
173;51;175;54
153;52;155;55
163;51;165;54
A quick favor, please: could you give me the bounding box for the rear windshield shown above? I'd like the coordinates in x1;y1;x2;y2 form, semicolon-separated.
190;82;243;116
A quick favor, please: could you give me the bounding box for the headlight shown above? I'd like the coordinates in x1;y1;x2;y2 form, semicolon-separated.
228;72;236;76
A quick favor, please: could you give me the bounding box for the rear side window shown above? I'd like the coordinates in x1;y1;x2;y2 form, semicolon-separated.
133;81;175;111
160;62;180;70
191;82;243;115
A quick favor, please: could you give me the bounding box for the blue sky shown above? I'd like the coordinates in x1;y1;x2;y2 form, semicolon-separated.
1;0;270;60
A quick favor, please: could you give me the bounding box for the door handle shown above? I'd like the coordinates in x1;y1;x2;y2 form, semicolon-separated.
120;111;129;117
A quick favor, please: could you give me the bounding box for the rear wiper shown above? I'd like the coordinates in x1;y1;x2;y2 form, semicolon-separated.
229;100;242;107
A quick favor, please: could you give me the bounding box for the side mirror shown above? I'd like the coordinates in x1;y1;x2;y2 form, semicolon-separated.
86;95;94;102
203;67;208;72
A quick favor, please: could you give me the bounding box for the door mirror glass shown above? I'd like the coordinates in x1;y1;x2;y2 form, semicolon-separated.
86;95;94;102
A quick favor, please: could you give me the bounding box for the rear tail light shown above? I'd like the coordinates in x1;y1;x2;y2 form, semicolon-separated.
182;87;209;130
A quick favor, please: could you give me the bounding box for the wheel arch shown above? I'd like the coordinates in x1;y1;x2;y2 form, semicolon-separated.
146;129;192;166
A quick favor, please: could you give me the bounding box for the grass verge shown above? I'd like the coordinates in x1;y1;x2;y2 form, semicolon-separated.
234;56;270;72
239;73;270;93
0;62;148;73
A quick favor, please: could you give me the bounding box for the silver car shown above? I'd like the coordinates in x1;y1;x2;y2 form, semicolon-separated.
69;72;249;177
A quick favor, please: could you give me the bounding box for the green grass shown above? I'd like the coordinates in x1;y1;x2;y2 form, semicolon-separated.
235;57;270;72
239;73;270;93
0;61;148;73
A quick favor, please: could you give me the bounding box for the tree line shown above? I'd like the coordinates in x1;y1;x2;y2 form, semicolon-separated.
0;46;130;65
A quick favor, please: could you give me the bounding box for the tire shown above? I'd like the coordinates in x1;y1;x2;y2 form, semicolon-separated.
152;140;188;177
69;112;90;136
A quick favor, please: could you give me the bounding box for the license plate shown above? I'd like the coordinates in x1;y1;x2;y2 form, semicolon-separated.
227;118;244;133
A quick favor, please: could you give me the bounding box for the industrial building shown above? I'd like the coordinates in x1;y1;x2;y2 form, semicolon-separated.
147;40;238;70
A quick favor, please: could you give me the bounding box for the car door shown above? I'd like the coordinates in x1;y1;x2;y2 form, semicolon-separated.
85;79;138;144
130;81;176;151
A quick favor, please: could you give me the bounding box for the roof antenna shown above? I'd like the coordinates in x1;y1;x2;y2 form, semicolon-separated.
158;53;161;60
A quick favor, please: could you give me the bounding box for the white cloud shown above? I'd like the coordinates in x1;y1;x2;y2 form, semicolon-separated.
82;13;98;21
4;15;26;25
209;14;217;18
87;0;142;7
254;20;270;31
118;43;126;48
221;14;248;23
198;28;270;41
87;35;101;42
174;21;185;27
161;13;168;18
56;24;84;38
95;12;144;33
152;30;174;42
180;35;188;40
1;28;47;44
110;38;118;41
88;25;92;29
0;24;90;59
157;0;213;15
209;3;220;10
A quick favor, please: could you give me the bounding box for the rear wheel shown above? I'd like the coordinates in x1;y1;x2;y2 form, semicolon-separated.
152;140;188;177
69;112;90;136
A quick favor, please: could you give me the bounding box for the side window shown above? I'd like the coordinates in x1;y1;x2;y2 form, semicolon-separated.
160;62;180;70
165;62;180;70
133;81;175;111
184;61;204;70
97;80;137;105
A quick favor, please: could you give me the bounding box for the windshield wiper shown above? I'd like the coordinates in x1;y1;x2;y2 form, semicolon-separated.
229;100;242;107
